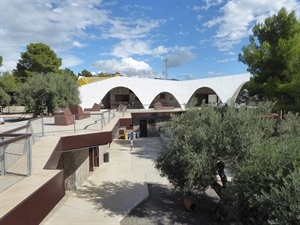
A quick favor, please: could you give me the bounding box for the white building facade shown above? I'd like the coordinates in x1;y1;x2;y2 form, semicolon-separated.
79;73;250;109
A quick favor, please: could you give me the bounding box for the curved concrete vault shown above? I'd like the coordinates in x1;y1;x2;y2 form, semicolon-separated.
79;73;250;109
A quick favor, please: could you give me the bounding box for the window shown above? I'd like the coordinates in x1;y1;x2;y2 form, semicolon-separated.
115;94;129;102
160;93;165;100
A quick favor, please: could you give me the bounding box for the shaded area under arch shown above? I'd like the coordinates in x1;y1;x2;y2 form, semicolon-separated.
187;87;220;106
101;86;144;109
149;92;181;109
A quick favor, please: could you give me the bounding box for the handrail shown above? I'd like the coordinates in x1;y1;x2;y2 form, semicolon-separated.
0;133;31;147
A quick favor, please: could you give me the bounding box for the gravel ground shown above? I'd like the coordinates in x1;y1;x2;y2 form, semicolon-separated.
120;183;222;225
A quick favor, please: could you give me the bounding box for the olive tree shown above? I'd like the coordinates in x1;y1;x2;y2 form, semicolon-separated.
155;103;275;194
16;72;80;116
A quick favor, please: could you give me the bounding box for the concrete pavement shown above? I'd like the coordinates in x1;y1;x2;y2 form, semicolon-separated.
41;137;169;225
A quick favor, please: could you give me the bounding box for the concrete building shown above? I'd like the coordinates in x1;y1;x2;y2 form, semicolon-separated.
79;73;250;110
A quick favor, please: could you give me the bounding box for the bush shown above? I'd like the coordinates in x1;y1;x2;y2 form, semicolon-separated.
222;135;300;225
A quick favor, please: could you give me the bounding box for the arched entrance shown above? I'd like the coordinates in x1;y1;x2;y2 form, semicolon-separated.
101;87;143;109
188;87;220;106
149;92;180;108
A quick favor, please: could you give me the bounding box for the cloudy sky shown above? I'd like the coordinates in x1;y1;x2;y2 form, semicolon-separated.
1;0;300;80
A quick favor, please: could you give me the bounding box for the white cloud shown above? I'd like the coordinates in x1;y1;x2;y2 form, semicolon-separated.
100;18;165;40
111;39;168;58
0;0;110;71
184;74;194;80
92;57;158;77
201;0;224;10
72;41;87;48
60;54;84;69
204;0;300;51
165;48;196;68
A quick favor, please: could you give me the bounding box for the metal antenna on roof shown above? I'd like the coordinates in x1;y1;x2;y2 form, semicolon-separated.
165;59;168;79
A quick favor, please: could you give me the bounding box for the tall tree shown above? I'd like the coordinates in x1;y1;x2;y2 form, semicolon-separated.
78;69;93;77
239;7;300;111
60;68;77;81
14;43;62;81
0;55;3;67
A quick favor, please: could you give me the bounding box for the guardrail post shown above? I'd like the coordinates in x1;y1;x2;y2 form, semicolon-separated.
41;117;45;137
27;137;32;176
73;115;76;133
0;147;5;176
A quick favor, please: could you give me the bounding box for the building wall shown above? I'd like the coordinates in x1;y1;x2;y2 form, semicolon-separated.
79;73;250;109
58;148;90;191
132;117;170;137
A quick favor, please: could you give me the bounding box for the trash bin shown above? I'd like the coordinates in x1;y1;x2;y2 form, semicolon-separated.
125;132;128;140
104;152;109;163
136;132;140;138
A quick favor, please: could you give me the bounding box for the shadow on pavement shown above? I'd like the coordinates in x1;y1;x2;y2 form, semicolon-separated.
75;180;146;217
120;183;221;225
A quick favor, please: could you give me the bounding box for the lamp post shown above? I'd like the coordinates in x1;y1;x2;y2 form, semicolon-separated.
165;59;168;80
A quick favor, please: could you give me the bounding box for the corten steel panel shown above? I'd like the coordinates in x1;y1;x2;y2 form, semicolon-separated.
119;118;132;126
28;171;65;225
131;112;175;118
61;131;112;151
0;171;65;225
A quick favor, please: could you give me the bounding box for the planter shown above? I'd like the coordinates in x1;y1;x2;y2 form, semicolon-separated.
183;196;198;212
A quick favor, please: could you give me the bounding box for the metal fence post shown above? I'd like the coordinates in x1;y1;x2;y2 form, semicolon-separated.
27;138;32;176
73;115;76;133
101;114;104;130
41;117;45;137
0;147;5;176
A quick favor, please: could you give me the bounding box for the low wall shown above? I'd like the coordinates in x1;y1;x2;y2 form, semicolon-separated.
1;106;26;113
58;148;90;191
0;171;65;225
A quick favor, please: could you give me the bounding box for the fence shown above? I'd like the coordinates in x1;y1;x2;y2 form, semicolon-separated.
0;109;116;193
0;133;31;193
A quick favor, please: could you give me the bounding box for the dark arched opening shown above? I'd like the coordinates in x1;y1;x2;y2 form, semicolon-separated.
149;92;180;109
101;87;143;109
188;87;220;106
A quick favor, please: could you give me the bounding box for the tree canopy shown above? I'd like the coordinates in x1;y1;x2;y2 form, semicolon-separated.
239;7;300;111
14;43;62;81
16;71;80;116
78;69;93;77
156;104;300;224
0;72;17;107
156;103;275;193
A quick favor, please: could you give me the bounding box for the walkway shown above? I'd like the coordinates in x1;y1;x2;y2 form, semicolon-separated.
41;137;169;225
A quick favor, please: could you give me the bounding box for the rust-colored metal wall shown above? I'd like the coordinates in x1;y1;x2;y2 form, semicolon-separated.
0;170;65;225
61;131;112;150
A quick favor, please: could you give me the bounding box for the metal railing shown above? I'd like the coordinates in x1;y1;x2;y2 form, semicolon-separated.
0;133;31;193
0;109;116;193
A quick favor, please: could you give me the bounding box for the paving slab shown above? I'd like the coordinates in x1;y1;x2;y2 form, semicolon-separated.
41;137;167;225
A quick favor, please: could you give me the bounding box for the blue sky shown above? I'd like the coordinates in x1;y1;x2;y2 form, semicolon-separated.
1;0;300;80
